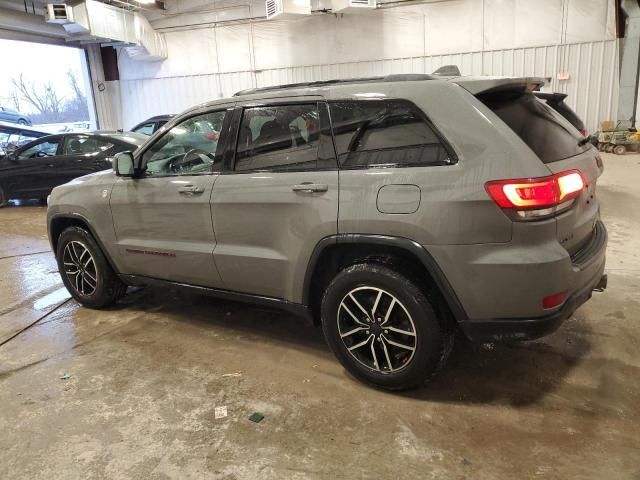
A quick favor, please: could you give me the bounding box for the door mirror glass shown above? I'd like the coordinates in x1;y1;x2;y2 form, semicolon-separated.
113;151;136;177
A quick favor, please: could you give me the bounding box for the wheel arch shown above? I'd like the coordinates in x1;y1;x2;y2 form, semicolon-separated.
48;213;119;273
303;234;467;326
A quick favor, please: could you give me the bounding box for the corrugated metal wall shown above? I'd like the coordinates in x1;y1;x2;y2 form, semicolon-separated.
119;39;619;133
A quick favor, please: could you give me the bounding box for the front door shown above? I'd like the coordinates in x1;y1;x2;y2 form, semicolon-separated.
5;136;64;199
211;99;339;302
110;107;232;287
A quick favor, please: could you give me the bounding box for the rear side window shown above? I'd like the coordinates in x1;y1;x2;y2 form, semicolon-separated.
329;100;452;168
63;136;113;155
480;92;589;164
235;104;320;172
133;122;155;136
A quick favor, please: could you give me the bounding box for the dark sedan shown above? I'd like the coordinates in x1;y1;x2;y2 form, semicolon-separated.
0;131;146;207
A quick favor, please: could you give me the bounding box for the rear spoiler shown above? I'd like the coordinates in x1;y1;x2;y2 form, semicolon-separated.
451;76;548;95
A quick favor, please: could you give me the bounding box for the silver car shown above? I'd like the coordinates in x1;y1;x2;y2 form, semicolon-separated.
47;74;607;390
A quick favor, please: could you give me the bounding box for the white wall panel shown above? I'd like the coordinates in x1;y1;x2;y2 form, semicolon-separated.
120;39;620;133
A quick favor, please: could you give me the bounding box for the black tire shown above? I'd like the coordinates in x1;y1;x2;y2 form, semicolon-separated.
55;226;126;308
321;263;454;390
613;145;626;155
18;119;28;125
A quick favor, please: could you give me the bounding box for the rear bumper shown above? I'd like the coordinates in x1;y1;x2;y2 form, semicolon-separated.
458;260;606;342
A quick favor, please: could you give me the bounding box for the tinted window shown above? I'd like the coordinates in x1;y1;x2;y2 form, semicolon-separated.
329;100;451;168
235;104;320;172
142;111;226;177
18;139;60;159
133;122;155;136
63;136;114;155
479;92;589;164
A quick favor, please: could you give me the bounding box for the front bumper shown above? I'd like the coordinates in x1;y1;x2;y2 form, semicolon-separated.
458;260;606;341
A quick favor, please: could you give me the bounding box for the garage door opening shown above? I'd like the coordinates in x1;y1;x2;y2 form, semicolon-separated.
0;39;95;137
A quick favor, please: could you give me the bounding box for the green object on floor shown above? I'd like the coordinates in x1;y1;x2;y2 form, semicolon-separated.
249;412;264;423
60;373;70;380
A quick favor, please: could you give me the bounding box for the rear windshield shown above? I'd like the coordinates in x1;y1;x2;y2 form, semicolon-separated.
479;91;589;164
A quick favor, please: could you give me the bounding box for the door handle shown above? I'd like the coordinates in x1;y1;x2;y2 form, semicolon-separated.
178;185;205;195
292;183;328;193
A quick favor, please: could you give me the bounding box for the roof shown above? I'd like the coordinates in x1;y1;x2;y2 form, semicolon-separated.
172;74;549;124
233;74;437;97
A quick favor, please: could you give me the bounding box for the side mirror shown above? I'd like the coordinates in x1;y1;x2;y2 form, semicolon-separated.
113;151;141;177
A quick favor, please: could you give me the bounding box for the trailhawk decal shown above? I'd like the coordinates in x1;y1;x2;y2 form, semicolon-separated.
125;248;176;258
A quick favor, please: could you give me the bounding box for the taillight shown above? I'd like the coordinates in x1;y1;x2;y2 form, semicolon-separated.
485;170;585;220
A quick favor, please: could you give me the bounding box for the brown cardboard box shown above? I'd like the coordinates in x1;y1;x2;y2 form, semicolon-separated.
601;121;615;131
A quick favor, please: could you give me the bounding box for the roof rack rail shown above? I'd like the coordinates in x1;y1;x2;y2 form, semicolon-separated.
232;74;437;97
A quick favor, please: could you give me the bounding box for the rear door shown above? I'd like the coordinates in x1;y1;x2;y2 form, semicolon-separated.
59;134;115;183
211;98;339;301
110;107;233;287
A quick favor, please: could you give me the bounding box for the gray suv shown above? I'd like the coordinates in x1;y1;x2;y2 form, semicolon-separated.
47;75;607;390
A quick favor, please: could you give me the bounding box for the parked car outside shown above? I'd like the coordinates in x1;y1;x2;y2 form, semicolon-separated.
0;131;146;206
0;121;48;158
47;75;607;390
130;114;175;136
0;106;32;126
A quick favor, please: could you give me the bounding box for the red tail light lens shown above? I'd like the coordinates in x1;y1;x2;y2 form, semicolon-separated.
543;291;569;309
485;170;585;218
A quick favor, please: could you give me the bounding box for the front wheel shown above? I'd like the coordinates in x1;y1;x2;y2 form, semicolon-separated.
18;119;28;125
55;226;126;308
321;263;453;390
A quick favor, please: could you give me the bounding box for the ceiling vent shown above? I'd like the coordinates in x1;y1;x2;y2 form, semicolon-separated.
265;0;311;19
331;0;376;13
45;4;72;24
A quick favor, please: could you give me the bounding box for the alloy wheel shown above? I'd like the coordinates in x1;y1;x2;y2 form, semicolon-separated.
63;241;98;296
337;286;417;373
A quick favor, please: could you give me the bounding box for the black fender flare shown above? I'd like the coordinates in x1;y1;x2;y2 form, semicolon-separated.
302;234;468;323
48;212;120;274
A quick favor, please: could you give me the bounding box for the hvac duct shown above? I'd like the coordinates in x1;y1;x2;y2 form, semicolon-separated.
265;0;312;20
330;0;376;13
45;1;167;61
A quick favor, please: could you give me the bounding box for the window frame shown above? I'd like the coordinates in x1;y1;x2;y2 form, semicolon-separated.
61;134;115;157
225;99;338;174
135;106;234;179
16;136;63;160
327;98;458;170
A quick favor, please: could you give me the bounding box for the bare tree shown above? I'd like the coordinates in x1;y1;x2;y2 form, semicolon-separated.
8;90;21;112
66;69;88;118
11;73;64;122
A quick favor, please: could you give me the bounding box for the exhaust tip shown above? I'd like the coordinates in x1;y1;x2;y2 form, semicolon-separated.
593;274;608;292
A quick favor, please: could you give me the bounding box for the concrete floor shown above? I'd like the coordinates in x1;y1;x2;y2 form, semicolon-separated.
1;153;639;479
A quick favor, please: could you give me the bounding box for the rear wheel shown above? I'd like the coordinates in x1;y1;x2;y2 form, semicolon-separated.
613;145;626;155
605;143;615;153
55;226;126;308
321;263;453;390
17;119;28;125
